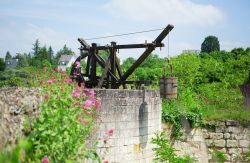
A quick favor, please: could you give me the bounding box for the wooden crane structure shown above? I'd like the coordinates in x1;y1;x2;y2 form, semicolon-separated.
70;24;174;89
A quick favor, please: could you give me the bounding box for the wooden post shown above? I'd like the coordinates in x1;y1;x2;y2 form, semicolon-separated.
90;43;97;86
111;42;117;89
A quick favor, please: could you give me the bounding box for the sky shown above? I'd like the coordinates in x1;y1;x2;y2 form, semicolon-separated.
0;0;250;61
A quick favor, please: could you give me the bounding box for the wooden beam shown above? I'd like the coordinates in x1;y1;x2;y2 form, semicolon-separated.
120;24;174;82
97;55;111;88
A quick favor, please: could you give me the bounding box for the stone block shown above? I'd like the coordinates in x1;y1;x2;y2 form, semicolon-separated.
226;126;241;134
215;127;226;133
214;140;226;147
209;133;223;139
224;133;231;139
216;121;226;127
239;140;250;148
233;133;249;140
226;140;238;147
206;140;226;147
242;148;249;153
228;148;240;154
226;120;239;126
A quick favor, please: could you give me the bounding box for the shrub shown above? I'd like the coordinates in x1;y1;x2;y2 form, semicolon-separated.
151;131;195;163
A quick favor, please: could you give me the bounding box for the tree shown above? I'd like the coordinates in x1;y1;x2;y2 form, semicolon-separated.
201;36;220;53
5;51;12;61
48;46;54;63
15;53;28;67
55;44;75;63
0;58;5;71
32;39;40;57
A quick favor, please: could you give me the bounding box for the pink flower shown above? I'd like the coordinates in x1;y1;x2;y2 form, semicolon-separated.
40;80;44;85
103;161;108;163
89;89;95;98
72;91;80;98
41;156;49;163
92;99;101;109
47;80;52;85
68;79;73;83
105;129;114;136
82;92;86;97
44;94;49;100
79;118;89;124
53;79;58;83
86;111;93;115
75;61;80;68
81;83;85;88
83;100;92;108
61;70;66;74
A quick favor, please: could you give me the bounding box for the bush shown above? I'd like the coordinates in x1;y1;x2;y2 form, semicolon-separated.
151;131;195;163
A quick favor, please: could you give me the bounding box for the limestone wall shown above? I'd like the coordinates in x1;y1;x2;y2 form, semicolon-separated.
164;120;250;163
94;89;162;163
0;87;41;149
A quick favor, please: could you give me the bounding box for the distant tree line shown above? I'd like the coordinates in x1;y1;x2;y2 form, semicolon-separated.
0;39;75;71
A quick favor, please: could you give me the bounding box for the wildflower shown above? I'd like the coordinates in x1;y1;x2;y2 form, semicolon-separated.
60;88;64;92
50;89;54;93
92;99;101;109
44;94;49;100
82;92;86;97
68;79;73;83
72;91;80;98
40;80;44;85
86;111;93;115
47;80;52;85
75;61;80;68
51;74;57;79
61;70;66;74
72;102;80;107
54;68;58;72
41;156;49;163
53;79;58;83
89;89;95;98
103;161;108;163
42;65;47;73
79;118;89;124
105;129;113;136
81;83;85;88
83;100;92;109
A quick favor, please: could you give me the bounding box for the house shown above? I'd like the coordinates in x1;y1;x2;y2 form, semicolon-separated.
58;55;76;72
5;59;18;68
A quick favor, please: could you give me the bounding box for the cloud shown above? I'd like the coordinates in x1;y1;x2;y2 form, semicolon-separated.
104;0;225;26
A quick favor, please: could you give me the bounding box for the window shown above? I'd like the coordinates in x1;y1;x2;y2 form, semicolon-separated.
61;61;67;66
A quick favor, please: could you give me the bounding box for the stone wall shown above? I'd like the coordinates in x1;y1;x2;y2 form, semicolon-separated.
164;120;250;163
94;89;162;163
0;87;41;149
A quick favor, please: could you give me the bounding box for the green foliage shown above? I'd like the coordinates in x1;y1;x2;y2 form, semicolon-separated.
201;35;220;53
0;68;34;87
0;138;32;163
162;87;203;138
151;131;195;163
211;149;227;163
26;68;100;162
5;51;12;60
0;58;5;71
